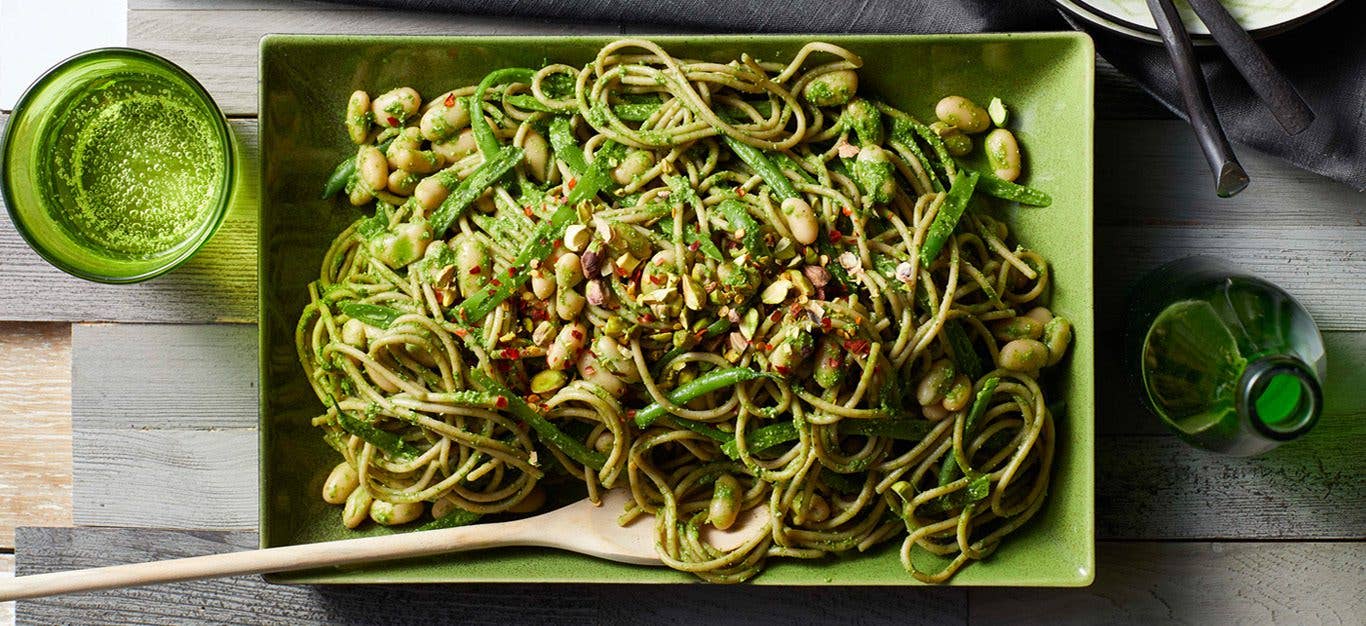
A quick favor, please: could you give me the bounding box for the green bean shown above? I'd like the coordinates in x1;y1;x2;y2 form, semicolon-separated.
962;376;1000;437
332;401;419;462
658;218;723;261
470;369;607;470
429;145;524;234
919;170;979;266
471;68;535;159
974;172;1051;206
634;367;770;427
416;506;482;531
455;202;577;322
548;116;613;203
337;301;404;329
720;136;799;202
718;418;933;459
716;199;772;261
943;320;983;380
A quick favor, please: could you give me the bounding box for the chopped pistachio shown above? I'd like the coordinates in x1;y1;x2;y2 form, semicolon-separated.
760;279;792;305
682;275;704;311
530;369;568;394
564;224;592;252
739;308;760;340
988;97;1008;127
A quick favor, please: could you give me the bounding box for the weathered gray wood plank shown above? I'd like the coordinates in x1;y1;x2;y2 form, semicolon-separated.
13;527;966;625
71;429;258;530
0;115;257;324
970;541;1366;625
72;324;257;430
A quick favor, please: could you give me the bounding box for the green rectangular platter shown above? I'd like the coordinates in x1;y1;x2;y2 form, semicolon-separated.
259;32;1095;586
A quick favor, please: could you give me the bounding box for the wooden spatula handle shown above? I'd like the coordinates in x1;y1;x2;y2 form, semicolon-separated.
0;520;525;602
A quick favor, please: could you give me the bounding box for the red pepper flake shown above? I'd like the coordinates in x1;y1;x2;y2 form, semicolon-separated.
490;278;503;287
826;358;840;368
500;348;521;360
769;310;783;323
568;178;578;191
468;266;482;275
774;365;790;375
626;409;638;419
821;317;833;331
386;116;399;126
523;205;534;218
584;365;597;376
494;396;509;409
829;229;843;244
761;342;774;352
571;329;584;340
688;241;700;252
843;339;870;355
640;313;656;324
526;394;541;404
842;206;853;217
444;93;456;107
736;187;747;197
453;327;468;338
507;267;517;277
649;274;664;285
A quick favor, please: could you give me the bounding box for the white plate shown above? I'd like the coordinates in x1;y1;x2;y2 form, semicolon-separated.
1053;0;1343;43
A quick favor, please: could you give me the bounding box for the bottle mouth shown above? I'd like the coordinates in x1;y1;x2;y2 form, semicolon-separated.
1239;356;1322;440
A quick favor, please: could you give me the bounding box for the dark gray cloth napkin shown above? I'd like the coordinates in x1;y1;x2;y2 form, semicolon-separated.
340;0;1365;191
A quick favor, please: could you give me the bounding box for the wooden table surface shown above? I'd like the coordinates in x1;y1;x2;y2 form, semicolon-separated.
1;2;1363;624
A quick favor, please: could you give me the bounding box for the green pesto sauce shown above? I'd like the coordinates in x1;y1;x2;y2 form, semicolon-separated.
41;72;224;259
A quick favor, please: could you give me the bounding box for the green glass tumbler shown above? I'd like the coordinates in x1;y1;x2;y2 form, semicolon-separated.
1;48;235;283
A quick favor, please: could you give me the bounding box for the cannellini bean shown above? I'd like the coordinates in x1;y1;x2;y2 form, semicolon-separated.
372;87;421;127
322;462;359;504
709;474;742;530
1023;306;1054;325
530;267;556;299
942;375;972;412
453;234;491;297
992;316;1043;342
419;97;470;141
781;197;819;245
554;252;585;321
577;350;626;397
611;150;655;186
803;69;858;107
387;169;420;196
414;175;450;212
370;499;424;526
593;431;615;454
346;90;372;144
999;338;1048;372
357;146;388;191
432;128;478;163
522;129;553;183
546;322;588;370
984;128;1022;182
916;359;957;406
1043;317;1072;366
341;318;367;348
342;488;373;529
935;95;990;133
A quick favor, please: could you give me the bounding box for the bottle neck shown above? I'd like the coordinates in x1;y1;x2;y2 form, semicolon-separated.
1238;355;1322;442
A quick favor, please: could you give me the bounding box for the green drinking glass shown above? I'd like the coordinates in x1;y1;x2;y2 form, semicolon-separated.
1;48;235;283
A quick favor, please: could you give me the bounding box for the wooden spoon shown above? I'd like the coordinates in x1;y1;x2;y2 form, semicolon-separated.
0;489;767;601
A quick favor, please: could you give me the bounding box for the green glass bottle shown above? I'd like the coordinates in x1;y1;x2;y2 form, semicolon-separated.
1126;256;1325;456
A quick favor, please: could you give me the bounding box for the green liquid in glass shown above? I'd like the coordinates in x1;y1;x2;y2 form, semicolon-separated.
40;72;224;260
1127;257;1325;456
